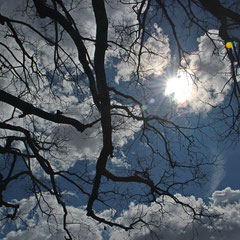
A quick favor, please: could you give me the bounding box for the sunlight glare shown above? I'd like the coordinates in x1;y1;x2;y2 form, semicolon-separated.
165;71;193;103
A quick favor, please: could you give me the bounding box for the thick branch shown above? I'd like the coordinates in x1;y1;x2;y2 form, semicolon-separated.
33;0;100;109
0;90;94;132
198;0;240;23
87;0;113;221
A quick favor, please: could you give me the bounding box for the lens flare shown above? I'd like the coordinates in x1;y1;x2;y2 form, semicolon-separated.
226;42;233;49
149;98;155;104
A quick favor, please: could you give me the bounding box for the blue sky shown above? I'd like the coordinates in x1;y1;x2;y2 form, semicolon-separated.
217;141;240;190
0;0;240;239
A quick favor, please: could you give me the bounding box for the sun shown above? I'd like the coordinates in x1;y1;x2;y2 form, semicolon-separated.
165;71;193;103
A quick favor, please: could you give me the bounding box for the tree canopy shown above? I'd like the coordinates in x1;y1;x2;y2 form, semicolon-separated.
0;0;239;239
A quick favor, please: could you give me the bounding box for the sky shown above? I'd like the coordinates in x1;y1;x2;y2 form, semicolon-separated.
0;0;240;239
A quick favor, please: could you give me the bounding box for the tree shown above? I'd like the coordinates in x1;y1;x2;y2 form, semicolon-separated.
0;0;239;239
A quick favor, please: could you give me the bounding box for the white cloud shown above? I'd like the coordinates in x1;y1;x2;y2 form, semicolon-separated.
1;188;240;240
0;103;14;122
111;106;143;148
181;30;232;112
113;24;170;84
210;187;240;207
54;98;143;161
109;187;240;240
0;1;145;172
110;157;131;169
1;193;102;240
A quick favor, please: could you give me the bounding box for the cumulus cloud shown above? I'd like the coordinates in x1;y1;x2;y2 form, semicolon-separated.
0;0;144;167
109;187;240;240
110;156;131;169
210;187;240;207
1;188;240;240
113;24;170;84
182;30;232;112
1;193;102;240
0;103;14;122
38;97;143;172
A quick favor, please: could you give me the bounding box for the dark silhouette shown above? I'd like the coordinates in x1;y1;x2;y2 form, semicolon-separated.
0;1;239;239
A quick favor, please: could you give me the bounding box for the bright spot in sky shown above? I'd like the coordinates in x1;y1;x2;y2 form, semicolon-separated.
226;41;233;49
165;71;193;103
